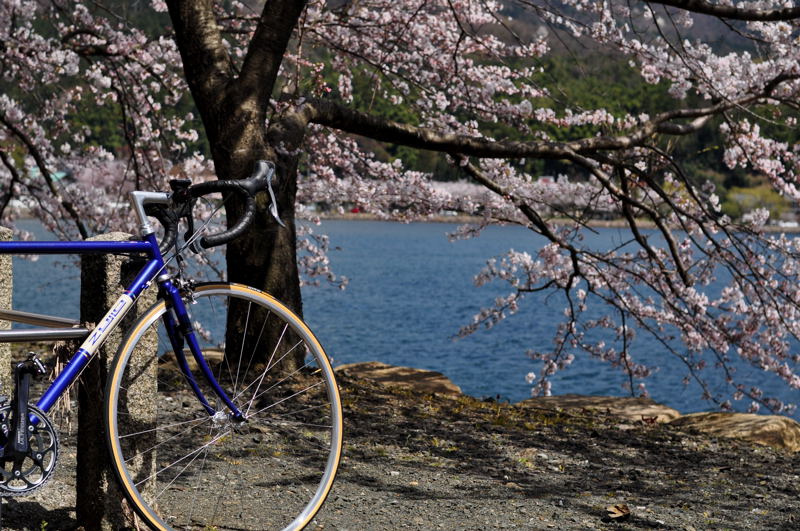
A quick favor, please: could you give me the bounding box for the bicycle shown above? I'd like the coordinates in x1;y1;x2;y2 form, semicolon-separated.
0;161;343;530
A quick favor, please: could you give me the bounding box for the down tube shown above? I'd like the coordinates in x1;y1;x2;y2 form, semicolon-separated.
36;256;164;414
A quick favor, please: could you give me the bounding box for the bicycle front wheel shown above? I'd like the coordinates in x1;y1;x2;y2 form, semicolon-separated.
105;283;343;531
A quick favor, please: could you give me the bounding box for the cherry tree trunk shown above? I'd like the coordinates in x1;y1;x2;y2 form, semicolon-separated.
206;109;305;372
166;0;308;371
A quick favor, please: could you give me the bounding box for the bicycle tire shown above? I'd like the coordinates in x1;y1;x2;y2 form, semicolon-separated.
104;282;343;530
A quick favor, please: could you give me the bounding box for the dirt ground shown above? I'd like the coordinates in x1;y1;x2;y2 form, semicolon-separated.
1;371;799;530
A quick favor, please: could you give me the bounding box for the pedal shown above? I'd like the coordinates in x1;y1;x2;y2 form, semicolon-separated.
26;353;46;376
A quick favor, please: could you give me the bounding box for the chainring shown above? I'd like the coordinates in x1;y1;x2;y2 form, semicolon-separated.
0;403;59;496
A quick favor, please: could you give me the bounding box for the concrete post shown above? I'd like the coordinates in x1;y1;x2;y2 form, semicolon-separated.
76;232;157;530
0;227;12;396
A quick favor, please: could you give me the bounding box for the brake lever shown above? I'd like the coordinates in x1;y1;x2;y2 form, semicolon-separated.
265;170;286;228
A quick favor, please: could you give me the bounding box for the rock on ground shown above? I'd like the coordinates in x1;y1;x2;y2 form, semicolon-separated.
336;361;462;395
671;412;800;452
520;394;681;423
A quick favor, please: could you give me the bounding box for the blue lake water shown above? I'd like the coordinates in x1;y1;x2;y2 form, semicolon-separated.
7;218;800;417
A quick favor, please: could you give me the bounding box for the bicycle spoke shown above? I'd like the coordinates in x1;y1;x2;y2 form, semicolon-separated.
209;434;236;526
122;416;214;465
249;381;325;418
119;415;210;439
231;301;252;395
186;423;215;527
244;324;289;416
242;357;318;407
234;340;306;405
152;438;212;506
236;311;269;398
135;429;230;490
270;402;331;419
108;284;341;531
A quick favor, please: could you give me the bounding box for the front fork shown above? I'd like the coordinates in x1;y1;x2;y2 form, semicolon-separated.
158;278;245;421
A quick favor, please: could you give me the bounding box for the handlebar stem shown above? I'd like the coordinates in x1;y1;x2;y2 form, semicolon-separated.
129;160;277;250
130;191;171;237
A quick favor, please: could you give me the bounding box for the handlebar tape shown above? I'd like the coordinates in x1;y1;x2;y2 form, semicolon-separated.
144;203;179;255
188;161;275;249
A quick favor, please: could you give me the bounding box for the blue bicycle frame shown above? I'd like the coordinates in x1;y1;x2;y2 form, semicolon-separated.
0;205;244;421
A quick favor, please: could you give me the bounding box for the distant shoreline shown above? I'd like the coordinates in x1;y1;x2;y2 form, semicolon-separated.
13;211;800;234
313;212;800;232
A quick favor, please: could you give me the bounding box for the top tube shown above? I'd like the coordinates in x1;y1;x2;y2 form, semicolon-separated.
0;240;154;255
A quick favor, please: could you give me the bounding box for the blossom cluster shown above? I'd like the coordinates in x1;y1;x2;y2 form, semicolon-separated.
0;0;194;238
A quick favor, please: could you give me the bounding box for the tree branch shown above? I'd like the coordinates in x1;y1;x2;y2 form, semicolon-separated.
0;113;89;238
165;0;233;102
648;0;800;21
457;157;584;278
306;98;574;158
0;150;21;219
237;0;307;113
61;29;118;57
303;96;747;160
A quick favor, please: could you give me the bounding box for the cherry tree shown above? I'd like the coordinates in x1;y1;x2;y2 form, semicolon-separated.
2;0;800;412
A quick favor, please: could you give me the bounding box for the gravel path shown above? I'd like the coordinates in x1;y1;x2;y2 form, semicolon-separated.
2;372;799;530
